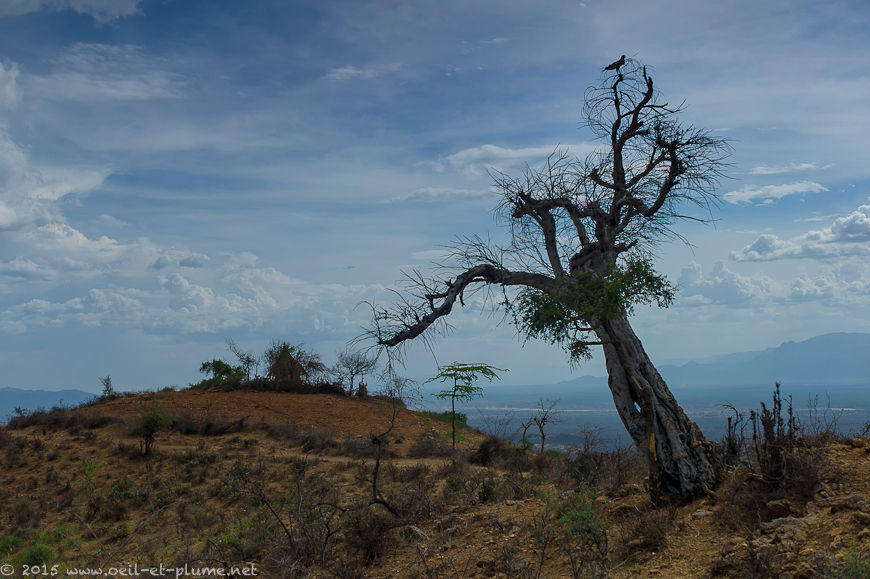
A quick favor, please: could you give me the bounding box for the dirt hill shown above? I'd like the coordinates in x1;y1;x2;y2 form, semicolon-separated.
0;389;867;577
76;389;439;440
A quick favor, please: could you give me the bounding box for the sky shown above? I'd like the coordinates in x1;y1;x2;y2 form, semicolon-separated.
1;0;869;392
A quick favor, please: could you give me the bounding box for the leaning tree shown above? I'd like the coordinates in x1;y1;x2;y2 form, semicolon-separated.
366;58;730;498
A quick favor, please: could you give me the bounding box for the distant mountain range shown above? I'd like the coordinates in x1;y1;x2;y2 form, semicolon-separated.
2;333;868;422
429;332;870;410
533;331;870;390
659;332;870;388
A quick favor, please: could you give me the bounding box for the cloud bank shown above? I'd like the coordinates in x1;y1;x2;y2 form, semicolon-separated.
733;205;870;261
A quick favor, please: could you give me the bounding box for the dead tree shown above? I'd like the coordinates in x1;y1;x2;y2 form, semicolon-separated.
332;349;378;396
532;400;560;455
364;58;730;498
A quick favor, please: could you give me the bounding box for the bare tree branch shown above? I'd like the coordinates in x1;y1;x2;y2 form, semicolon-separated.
377;264;555;348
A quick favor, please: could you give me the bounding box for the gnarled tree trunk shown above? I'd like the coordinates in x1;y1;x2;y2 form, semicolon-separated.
596;315;715;498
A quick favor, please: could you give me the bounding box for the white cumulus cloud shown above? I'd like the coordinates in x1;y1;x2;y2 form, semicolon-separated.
678;261;775;307
732;205;870;261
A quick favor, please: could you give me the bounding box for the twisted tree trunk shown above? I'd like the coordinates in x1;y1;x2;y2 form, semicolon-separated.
596;315;715;498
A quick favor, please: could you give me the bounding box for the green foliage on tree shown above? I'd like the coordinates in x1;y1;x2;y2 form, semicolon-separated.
428;362;507;448
194;359;246;390
226;338;259;380
135;402;173;456
98;375;118;402
508;258;675;363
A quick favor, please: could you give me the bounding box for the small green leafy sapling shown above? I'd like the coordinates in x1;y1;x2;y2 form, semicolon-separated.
428;362;507;448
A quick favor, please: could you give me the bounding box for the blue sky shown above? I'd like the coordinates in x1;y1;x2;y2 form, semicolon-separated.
1;0;869;391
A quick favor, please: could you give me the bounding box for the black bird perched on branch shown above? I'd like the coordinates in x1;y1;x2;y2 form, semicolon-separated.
603;55;626;71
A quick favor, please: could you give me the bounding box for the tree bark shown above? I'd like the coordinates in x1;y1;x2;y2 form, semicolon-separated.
595;315;715;498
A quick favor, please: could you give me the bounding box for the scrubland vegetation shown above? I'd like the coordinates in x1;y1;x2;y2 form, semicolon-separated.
0;351;868;578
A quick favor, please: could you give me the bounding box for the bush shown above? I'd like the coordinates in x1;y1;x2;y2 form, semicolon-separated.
339;437;380;458
133;403;173;455
97;375;118;402
551;486;609;577
407;437;453;458
192;359;246;390
835;549;870;578
718;384;839;532
747;383;830;498
0;535;24;557
5;406;113;431
612;503;674;561
300;428;337;453
469;435;503;466
17;544;54;567
343;508;398;564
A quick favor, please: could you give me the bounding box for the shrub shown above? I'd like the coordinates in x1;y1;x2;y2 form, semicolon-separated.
5;407;113;431
469;435;503;466
549;486;609;577
17;544;54;567
171;415;201;435
97;375;118;402
133;403;173;455
300;428;337;453
193;359;246;390
718;384;839;532
836;549;870;579
0;535;24;557
612;503;674;561
87;494;127;522
339;437;380;458
748;383;830;498
407;437;453;458
9;497;38;530
495;444;536;473
175;449;219;467
344;507;398;564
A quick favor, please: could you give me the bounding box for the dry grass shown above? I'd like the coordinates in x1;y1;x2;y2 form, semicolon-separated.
0;388;867;577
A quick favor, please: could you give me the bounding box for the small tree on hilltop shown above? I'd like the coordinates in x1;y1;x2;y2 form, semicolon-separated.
197;359;245;389
428;362;507;449
98;375;117;402
332;349;378;395
136;403;173;456
226;338;259;380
